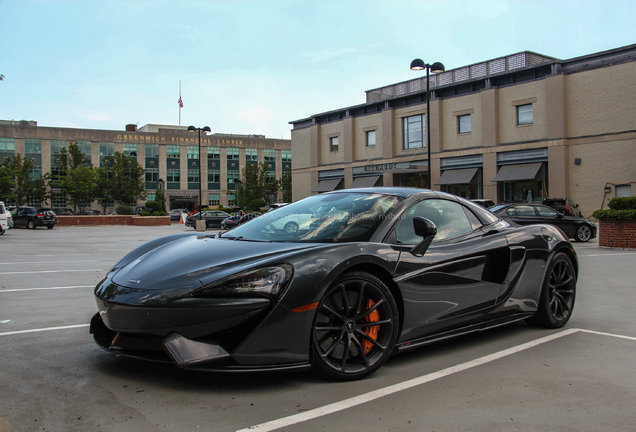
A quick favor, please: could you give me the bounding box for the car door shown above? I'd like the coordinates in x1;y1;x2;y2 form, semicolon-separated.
13;208;29;227
392;198;511;342
534;204;575;237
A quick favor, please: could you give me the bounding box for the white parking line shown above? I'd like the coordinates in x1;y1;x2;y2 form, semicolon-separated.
0;285;93;293
0;324;90;337
0;269;102;275
235;328;634;432
578;252;636;257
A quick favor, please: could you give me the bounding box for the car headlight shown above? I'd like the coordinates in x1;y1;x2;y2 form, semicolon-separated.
197;264;293;297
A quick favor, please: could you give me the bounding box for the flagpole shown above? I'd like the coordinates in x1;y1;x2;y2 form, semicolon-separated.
179;81;182;127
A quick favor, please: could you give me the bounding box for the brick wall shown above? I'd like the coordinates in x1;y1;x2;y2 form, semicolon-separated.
599;219;636;249
57;215;170;226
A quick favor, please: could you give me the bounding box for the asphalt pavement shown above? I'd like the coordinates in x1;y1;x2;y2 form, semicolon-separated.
1;223;635;432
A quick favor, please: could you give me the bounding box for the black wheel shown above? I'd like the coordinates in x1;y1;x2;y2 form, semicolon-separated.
27;220;36;229
220;223;226;230
527;252;576;328
46;225;54;229
312;271;398;381
575;224;592;242
284;221;299;233
0;228;4;235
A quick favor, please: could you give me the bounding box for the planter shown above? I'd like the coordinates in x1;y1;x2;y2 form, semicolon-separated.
598;219;636;249
57;215;170;227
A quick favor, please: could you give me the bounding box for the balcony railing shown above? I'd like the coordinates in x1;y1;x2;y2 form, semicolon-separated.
366;51;557;103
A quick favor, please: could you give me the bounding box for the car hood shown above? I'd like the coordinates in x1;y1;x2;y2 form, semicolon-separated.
111;236;320;291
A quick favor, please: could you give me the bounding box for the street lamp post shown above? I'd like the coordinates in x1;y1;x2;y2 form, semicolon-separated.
410;59;445;189
235;179;243;209
187;125;211;230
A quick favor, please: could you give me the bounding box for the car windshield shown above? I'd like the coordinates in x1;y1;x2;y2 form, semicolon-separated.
219;192;402;243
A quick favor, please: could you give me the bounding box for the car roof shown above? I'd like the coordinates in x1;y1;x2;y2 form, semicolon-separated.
323;187;439;199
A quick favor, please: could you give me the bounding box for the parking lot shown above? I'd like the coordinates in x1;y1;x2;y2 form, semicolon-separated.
1;223;635;432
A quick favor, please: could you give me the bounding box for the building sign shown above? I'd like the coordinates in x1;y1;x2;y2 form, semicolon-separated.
116;134;260;146
353;161;420;175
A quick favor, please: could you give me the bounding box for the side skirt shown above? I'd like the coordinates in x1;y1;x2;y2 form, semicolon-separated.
393;313;533;353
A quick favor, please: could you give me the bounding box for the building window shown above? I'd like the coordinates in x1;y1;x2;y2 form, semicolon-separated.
458;115;471;134
209;193;220;206
403;114;425;149
0;138;16;152
187;146;199;159
25;139;42;154
145;168;159;187
145;144;159;158
52;192;66;208
146;193;156;202
207;146;220;159
167;145;181;158
281;150;291;162
167;169;180;183
187;169;200;184
227;170;240;188
330;137;339;152
123;143;137;158
208;170;221;184
517;104;533;125
227;148;240;160
264;149;275;161
366;130;376;147
75;141;92;156
246;148;258;162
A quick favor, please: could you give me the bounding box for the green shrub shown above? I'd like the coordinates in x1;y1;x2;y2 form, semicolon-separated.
152;211;160;216
145;200;163;212
249;199;266;211
117;205;132;215
608;197;636;210
593;209;636;220
140;211;151;216
159;211;167;216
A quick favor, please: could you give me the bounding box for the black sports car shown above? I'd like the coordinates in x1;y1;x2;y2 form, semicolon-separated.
184;210;231;229
91;188;578;381
489;203;596;242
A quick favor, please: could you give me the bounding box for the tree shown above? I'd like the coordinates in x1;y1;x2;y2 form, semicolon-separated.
95;166;114;214
239;162;280;206
62;165;98;212
155;187;166;212
281;172;292;203
4;153;51;206
108;152;146;205
57;143;97;212
0;158;15;200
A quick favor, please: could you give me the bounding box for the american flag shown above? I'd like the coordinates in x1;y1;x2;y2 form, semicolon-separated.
178;97;183;108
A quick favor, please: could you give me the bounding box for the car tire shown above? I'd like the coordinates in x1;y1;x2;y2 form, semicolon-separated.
284;222;299;233
221;223;226;230
311;271;399;381
0;228;4;235
27;220;36;229
46;225;54;229
575;224;592;242
526;252;576;329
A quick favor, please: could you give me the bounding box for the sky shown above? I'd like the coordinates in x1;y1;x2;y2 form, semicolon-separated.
1;0;635;140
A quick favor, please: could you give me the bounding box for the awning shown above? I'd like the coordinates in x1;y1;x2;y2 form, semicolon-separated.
349;175;381;188
312;178;342;193
492;163;543;182
435;168;478;185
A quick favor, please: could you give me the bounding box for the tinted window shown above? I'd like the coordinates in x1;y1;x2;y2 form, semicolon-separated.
395;199;474;244
513;205;536;216
536;206;558;217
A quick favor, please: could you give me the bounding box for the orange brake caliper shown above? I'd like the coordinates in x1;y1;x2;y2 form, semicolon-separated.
363;299;380;354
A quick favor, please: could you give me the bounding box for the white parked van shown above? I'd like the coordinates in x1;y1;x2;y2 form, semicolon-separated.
0;201;12;235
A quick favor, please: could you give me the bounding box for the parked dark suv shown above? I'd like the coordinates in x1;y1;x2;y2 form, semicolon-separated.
13;207;58;229
542;197;581;217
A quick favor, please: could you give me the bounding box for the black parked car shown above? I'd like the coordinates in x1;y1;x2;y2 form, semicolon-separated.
220;212;260;230
490;203;596;242
13;207;58;229
542;197;582;217
184;210;231;229
91;188;578;381
52;208;74;216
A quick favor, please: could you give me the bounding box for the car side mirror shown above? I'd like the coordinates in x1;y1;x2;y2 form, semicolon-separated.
411;217;437;257
556;213;564;219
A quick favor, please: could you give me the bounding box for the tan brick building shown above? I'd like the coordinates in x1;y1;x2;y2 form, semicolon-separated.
0;123;291;211
290;44;636;218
